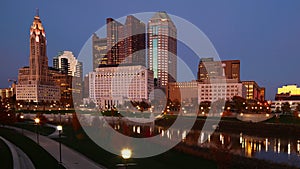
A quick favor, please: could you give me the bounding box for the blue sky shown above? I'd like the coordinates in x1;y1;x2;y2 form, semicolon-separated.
1;0;300;100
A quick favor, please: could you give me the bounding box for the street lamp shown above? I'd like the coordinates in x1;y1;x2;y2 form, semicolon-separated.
20;115;24;135
57;125;63;164
34;118;40;144
121;148;132;169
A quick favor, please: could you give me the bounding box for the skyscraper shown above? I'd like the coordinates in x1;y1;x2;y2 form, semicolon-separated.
147;12;177;87
16;10;60;102
53;51;83;78
92;34;107;69
29;10;49;84
106;18;125;65
124;15;146;66
103;16;146;66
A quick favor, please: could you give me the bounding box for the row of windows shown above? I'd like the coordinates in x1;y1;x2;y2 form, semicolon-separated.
199;89;239;92
200;85;239;88
94;73;145;77
200;93;239;96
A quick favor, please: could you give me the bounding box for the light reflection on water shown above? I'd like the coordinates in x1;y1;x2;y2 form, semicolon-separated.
110;123;300;167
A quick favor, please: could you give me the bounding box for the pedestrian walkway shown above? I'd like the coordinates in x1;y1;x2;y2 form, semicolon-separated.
7;126;106;169
0;136;35;169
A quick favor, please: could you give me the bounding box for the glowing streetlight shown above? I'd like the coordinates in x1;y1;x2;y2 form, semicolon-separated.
34;118;40;144
121;148;132;159
20;115;24;135
121;148;132;169
57;125;63;164
34;118;40;124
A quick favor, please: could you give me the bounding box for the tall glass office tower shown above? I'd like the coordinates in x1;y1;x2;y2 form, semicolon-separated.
147;12;177;88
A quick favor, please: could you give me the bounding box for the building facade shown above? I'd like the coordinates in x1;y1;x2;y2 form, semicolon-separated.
275;84;300;100
89;65;154;108
242;81;265;101
124;15;146;66
167;81;198;104
106;18;125;65
147;11;177;87
167;80;246;104
198;58;240;82
53;51;82;78
16;11;60;102
270;100;300;112
0;88;14;102
92;34;107;69
198;81;246;103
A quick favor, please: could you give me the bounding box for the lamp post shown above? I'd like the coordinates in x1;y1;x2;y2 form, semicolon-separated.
34;118;40;144
57;125;63;164
20;115;24;135
121;148;132;169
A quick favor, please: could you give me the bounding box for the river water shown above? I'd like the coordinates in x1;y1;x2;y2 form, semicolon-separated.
109;122;300;168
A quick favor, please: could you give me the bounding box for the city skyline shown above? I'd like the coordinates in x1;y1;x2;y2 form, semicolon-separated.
1;1;300;100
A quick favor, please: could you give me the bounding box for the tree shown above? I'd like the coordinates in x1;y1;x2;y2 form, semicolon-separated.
275;107;281;114
296;103;300;112
211;99;225;116
281;102;291;115
232;96;246;113
199;101;211;114
87;101;96;109
0;110;16;126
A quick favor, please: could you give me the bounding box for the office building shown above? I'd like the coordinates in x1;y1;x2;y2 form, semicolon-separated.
103;16;146;66
92;34;107;69
16;10;60;102
53;51;82;78
242;81;265;101
275;84;300;100
124;15;146;66
167;81;198;104
106;18;125;65
89;65;153;109
198;82;246;103
148;11;177;87
198;58;240;82
168;80;246;104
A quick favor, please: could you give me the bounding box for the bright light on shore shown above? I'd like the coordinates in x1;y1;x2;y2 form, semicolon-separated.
121;148;132;159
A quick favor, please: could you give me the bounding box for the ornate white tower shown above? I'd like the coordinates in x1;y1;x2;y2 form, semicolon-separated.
29;9;49;84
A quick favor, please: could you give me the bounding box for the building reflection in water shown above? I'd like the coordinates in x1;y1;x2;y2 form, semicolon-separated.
110;123;300;167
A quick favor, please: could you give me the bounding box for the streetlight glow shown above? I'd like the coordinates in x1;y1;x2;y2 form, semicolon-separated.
57;125;63;131
57;124;63;164
34;118;40;124
34;117;40;145
121;148;132;159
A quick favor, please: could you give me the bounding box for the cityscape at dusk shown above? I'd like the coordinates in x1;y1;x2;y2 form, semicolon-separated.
1;1;300;169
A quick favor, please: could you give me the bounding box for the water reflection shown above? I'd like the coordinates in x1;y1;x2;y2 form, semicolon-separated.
109;122;300;167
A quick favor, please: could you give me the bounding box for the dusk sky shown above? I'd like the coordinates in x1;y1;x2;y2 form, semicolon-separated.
1;0;300;100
